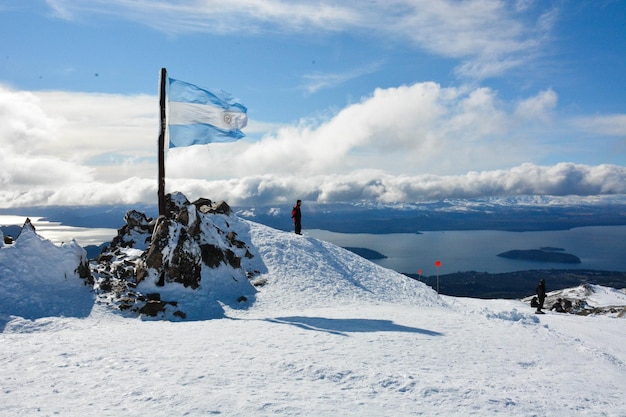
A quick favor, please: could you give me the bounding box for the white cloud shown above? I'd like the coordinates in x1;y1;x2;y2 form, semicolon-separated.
0;87;95;191
1;160;624;209
514;88;558;123
8;87;157;182
166;82;533;179
45;0;360;34
573;114;626;137
0;88;59;150
44;0;74;20
302;62;384;94
0;177;156;208
0;85;157;206
1;83;623;208
165;163;626;206
43;0;556;80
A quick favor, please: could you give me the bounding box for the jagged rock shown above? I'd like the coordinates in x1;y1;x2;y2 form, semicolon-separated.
97;252;114;263
192;198;213;212
168;228;203;288
92;192;258;319
227;231;247;249
139;300;167;317
225;248;241;269
211;201;231;215
125;210;151;230
139;217;174;278
200;244;226;268
176;205;201;237
106;210;154;251
146;293;161;301
75;257;94;285
164;192;190;218
195;199;231;215
137;218;203;288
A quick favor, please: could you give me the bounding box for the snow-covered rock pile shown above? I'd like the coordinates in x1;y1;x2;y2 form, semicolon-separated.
92;192;259;320
523;283;626;317
0;218;93;320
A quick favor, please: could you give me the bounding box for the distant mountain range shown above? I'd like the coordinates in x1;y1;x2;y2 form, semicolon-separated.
2;194;626;234
235;195;626;233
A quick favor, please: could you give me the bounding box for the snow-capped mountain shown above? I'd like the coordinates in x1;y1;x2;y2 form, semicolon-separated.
1;193;625;416
235;194;626;233
2;194;625;235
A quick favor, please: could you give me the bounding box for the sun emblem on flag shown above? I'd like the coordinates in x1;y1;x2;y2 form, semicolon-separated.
223;114;233;126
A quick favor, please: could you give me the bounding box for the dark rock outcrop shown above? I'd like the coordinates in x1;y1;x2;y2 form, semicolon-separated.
92;192;258;319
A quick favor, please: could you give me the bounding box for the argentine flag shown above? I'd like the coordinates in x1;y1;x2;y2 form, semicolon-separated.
168;78;247;148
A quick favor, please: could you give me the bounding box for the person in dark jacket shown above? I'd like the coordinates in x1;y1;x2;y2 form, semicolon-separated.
291;200;302;235
535;279;546;314
550;298;565;312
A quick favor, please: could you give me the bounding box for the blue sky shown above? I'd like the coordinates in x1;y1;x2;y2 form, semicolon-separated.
0;0;624;207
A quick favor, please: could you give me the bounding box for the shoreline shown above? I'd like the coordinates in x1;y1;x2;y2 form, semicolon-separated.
404;269;626;299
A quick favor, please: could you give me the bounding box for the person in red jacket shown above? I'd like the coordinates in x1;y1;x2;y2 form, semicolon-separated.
291;200;302;235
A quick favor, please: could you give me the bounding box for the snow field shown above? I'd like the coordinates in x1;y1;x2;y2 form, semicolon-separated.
1;215;625;416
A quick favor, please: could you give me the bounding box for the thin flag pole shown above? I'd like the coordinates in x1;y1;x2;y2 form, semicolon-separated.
158;67;167;217
435;260;441;295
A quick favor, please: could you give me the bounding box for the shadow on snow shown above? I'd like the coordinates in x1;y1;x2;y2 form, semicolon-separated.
265;316;444;337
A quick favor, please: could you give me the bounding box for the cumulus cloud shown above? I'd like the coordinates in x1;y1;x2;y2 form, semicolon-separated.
0;177;156;208
514;89;557;123
0;85;157;206
0;85;157;187
1;83;623;208
0;87;94;189
44;0;556;80
157;163;626;206
0;88;59;150
167;82;537;179
1;162;623;208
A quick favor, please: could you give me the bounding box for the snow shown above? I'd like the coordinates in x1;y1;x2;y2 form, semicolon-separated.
0;220;93;320
562;284;626;308
1;214;625;416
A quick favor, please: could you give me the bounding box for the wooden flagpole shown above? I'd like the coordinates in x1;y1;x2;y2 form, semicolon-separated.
158;67;167;217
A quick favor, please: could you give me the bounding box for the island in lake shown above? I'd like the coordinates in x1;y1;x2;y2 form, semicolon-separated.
343;247;387;260
497;249;581;264
540;246;565;252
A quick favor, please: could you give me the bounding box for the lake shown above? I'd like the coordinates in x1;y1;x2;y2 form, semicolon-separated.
0;216;117;247
2;215;624;275
308;226;626;275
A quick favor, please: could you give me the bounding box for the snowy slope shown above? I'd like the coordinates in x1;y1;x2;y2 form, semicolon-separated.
1;213;625;416
243;220;440;311
0;220;93;320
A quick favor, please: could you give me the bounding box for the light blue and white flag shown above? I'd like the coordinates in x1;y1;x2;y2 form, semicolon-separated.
168;78;247;148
